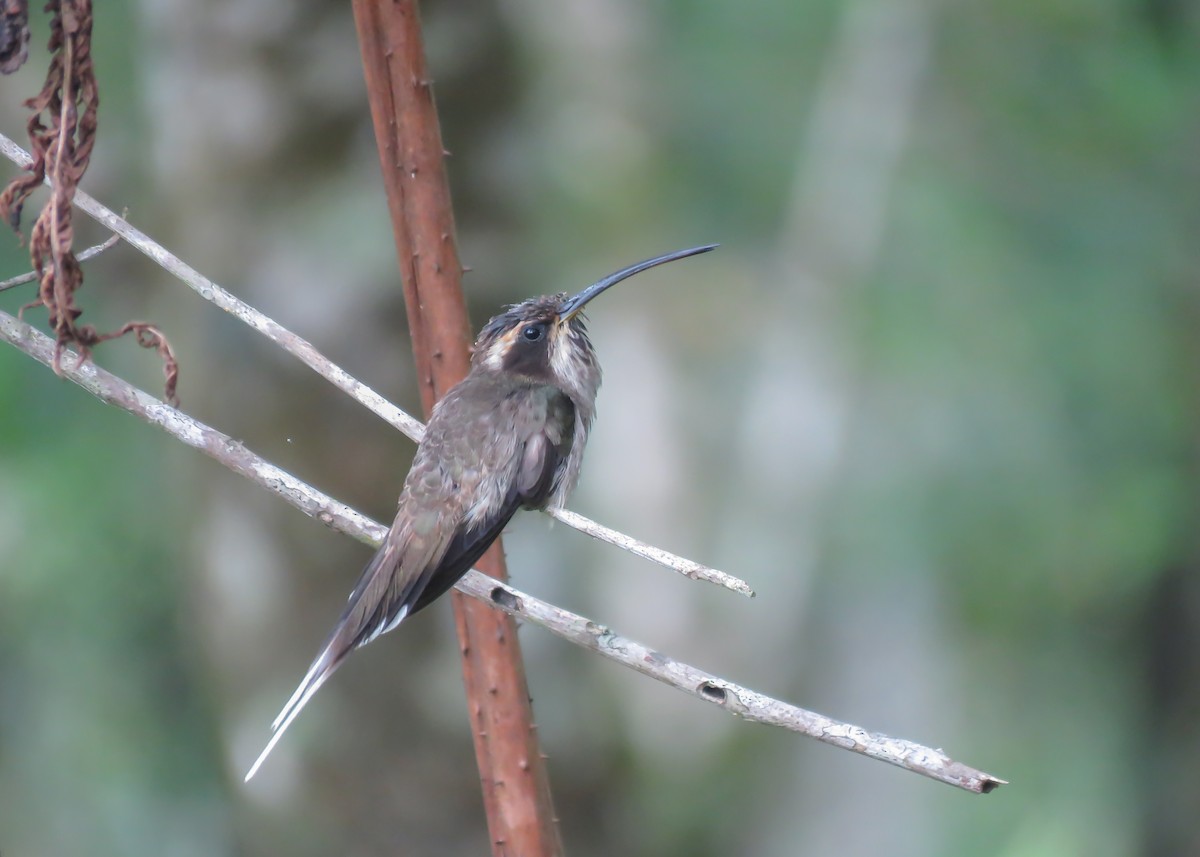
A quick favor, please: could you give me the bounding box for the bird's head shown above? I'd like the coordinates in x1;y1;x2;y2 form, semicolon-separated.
470;244;716;406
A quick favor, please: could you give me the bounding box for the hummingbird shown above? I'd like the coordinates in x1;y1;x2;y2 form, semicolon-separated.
244;244;716;780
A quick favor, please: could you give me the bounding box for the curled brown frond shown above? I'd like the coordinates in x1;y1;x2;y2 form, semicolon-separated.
0;0;29;74
1;2;179;403
94;322;180;407
0;0;99;339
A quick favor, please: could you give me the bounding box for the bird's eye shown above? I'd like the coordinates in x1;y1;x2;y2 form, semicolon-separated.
521;324;545;342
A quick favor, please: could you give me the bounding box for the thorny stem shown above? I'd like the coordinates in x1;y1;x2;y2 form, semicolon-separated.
350;0;560;852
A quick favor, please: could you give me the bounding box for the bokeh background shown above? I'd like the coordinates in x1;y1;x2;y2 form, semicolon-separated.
2;1;1198;855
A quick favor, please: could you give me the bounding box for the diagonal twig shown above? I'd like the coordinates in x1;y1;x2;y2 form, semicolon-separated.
0;230;118;292
0;130;753;598
0;305;1006;795
547;508;752;595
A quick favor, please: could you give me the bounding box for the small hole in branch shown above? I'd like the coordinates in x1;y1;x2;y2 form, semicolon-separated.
490;586;522;612
698;681;727;703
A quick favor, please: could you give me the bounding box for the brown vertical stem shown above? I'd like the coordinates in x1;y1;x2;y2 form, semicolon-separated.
350;2;562;854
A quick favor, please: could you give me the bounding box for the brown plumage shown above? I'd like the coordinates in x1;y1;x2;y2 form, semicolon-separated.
244;245;716;780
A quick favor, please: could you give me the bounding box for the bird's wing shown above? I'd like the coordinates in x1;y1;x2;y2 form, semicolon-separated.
408;404;574;614
245;427;466;781
244;382;574;781
406;491;523;615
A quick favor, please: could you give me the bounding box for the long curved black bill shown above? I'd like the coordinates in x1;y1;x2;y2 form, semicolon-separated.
559;243;718;320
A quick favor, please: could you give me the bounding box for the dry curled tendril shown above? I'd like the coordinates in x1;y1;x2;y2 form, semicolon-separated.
0;0;179;405
0;0;30;75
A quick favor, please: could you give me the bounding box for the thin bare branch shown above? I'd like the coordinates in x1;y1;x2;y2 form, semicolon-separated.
0;229;117;292
0;306;1006;795
466;573;1006;796
0;132;424;437
547;508;755;597
0;307;378;547
0;130;753;598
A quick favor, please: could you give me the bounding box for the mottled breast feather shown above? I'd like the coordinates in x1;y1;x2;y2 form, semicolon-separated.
468;292;599;511
546;315;598;509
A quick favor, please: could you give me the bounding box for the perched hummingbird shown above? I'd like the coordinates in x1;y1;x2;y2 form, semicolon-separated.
244;244;716;780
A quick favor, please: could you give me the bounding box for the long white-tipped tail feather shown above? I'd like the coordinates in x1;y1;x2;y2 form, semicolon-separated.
270;649;332;732
244;538;418;781
244;645;340;782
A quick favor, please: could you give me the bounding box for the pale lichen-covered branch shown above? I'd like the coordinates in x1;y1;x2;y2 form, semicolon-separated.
0;307;1004;794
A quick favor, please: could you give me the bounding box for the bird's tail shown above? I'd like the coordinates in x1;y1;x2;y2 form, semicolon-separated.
242;532;416;781
243;642;344;782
